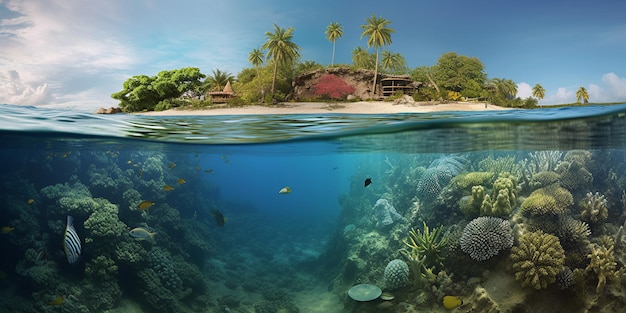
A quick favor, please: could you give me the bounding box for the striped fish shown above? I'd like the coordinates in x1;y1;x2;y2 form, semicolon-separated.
63;215;81;264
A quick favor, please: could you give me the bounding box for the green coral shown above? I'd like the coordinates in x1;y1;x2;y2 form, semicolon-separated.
83;198;127;242
85;255;118;280
510;231;565;289
529;171;560;189
401;222;448;269
580;191;608;223
556;158;593;191
450;172;494;190
520;185;572;216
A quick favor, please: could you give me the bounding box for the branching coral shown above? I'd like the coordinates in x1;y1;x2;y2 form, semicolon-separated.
83;198;127;242
556;216;591;248
556;158;593;191
478;155;521;177
585;239;626;294
402;222;448;269
510;231;565;289
580;191;608;223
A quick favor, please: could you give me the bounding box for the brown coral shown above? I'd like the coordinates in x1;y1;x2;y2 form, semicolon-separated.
510;231;565;289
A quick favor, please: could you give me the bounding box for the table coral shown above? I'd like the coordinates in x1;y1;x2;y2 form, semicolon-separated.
510;230;565;289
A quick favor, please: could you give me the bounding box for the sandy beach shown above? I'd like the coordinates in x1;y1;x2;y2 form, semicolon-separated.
137;101;509;116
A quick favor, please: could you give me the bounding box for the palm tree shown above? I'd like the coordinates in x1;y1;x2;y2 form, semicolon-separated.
576;86;589;103
351;46;375;69
531;84;545;107
531;84;546;100
262;23;301;97
205;69;234;92
248;48;265;101
360;14;395;96
381;50;406;74
492;78;517;99
325;22;343;66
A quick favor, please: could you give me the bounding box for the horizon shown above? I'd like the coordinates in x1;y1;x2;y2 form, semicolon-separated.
1;0;625;110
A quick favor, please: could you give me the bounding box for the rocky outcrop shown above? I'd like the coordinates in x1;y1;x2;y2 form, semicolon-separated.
293;67;379;100
94;107;123;114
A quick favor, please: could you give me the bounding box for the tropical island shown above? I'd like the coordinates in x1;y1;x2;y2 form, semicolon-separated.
109;15;592;114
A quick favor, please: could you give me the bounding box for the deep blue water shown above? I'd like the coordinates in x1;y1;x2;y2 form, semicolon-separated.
2;103;626;313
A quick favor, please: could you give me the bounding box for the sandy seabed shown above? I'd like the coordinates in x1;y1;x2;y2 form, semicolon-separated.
137;101;509;116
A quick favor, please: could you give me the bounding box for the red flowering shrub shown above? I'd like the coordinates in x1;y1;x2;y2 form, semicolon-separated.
313;74;355;100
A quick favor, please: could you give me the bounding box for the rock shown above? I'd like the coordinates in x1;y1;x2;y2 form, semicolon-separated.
347;94;358;101
393;94;415;105
94;107;123;114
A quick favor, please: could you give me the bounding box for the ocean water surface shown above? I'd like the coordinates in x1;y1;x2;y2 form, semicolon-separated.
1;103;626;313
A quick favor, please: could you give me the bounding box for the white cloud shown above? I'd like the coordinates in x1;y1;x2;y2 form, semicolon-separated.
0;70;50;105
601;72;626;99
516;82;532;99
543;87;575;105
540;72;626;105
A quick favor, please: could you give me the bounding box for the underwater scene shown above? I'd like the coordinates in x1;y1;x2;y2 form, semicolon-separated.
2;104;626;313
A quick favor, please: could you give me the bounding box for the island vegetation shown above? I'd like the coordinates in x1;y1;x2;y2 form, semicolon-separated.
111;15;591;113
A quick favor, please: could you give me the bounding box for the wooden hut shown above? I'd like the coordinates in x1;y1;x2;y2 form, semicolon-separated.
208;81;234;103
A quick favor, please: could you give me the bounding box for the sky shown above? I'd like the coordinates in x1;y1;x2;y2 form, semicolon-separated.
1;0;625;110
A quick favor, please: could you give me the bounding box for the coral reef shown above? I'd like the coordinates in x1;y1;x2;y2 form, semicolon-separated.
556;266;574;290
417;155;466;201
556;151;594;191
580;191;609;224
556;215;591;248
520;185;573;216
510;231;565;289
383;259;409;290
460;217;513;261
372;198;406;228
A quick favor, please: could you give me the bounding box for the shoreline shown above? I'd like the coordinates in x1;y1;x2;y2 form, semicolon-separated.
136;101;510;116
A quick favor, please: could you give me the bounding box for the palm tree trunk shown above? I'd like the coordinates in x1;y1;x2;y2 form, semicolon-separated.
331;40;336;66
372;47;379;97
271;61;278;97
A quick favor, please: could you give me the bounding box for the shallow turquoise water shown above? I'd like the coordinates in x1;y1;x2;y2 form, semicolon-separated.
1;103;626;312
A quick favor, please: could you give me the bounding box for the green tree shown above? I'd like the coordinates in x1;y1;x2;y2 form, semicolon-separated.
360;14;395;96
111;67;205;112
325;22;343;66
381;50;407;74
295;60;323;76
351;46;376;69
262;23;301;97
432;52;486;98
576;86;589;103
249;48;265;100
204;69;234;92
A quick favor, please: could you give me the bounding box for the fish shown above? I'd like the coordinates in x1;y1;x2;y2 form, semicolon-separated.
47;295;64;306
211;209;227;227
35;248;47;264
278;186;292;194
1;226;14;234
127;160;132;164
364;178;372;187
177;178;186;184
129;227;157;240
204;169;213;173
168;162;176;169
137;201;155;211
27;198;35;204
63;215;82;264
163;185;175;191
442;295;463;310
137;169;143;178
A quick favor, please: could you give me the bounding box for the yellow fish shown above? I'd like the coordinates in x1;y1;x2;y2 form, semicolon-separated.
1;226;15;234
168;162;176;169
27;198;35;204
137;201;155;211
278;186;292;194
47;295;64;306
163;185;175;191
443;296;463;310
127;160;132;164
177;178;186;184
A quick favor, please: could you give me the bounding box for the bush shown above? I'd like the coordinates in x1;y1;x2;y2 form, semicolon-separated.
313;74;356;100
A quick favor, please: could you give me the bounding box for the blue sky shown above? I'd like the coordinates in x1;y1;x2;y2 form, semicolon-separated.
1;0;625;109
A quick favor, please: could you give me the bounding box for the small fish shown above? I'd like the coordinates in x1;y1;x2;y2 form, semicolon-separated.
177;178;186;184
211;209;227;227
64;216;82;264
204;169;213;174
1;226;15;234
278;186;292;194
364;178;372;187
442;295;463;310
27;198;35;204
137;169;143;178
47;295;64;306
129;227;157;240
35;248;47;264
163;185;175;191
127;160;132;164
168;162;176;169
137;201;155;211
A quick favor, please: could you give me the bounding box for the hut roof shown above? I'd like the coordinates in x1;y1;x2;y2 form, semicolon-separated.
223;81;233;94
